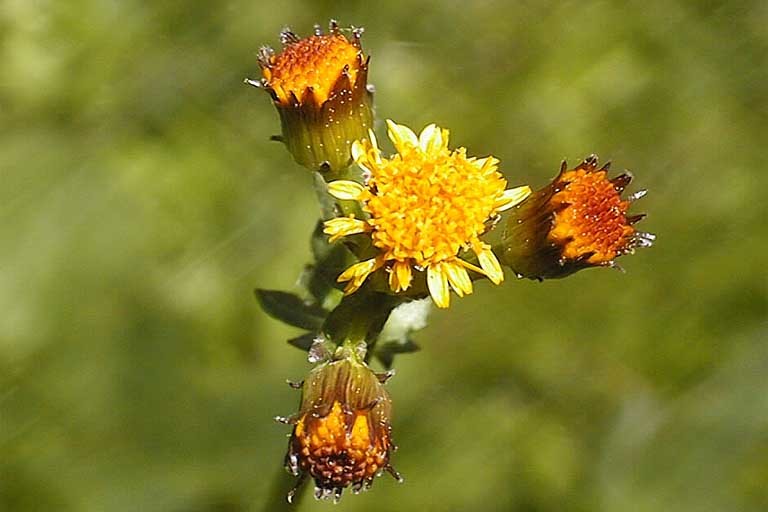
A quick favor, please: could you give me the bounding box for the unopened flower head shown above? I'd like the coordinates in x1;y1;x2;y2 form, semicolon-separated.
499;155;654;279
248;20;373;172
323;120;531;308
282;345;400;503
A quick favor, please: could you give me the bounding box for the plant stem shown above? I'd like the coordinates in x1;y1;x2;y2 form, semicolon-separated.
322;291;401;358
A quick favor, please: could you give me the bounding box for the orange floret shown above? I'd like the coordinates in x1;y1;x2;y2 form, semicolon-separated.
549;167;636;265
263;33;362;105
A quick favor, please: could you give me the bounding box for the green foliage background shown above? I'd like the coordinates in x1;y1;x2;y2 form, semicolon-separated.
2;1;766;511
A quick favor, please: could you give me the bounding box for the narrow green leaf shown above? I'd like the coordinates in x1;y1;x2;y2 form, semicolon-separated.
254;289;327;330
376;338;421;355
287;332;317;351
373;338;421;369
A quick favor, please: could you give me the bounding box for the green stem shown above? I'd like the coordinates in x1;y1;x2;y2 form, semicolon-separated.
322;290;401;361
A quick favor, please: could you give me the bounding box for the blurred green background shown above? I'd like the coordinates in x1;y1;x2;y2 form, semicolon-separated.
2;1;767;511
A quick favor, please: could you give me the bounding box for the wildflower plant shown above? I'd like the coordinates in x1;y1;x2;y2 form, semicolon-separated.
247;20;654;505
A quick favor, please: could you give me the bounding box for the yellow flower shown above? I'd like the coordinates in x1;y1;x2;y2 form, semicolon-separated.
323;120;531;308
247;20;373;172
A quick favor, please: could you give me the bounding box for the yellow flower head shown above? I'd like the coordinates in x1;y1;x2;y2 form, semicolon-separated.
323;120;531;308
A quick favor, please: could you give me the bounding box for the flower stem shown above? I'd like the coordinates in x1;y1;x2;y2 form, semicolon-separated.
322;290;401;358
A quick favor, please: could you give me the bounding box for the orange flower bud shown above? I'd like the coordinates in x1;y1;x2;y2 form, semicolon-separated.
281;349;401;502
499;155;654;279
247;20;374;172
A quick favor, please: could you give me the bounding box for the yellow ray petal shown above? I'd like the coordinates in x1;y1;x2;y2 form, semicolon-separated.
473;156;500;174
352;130;382;173
323;216;369;242
495;185;532;211
444;261;473;297
386;119;419;153
327;180;366;201
426;263;450;308
418;123;443;154
337;258;379;294
351;140;372;174
343;280;363;295
367;128;380;159
476;246;504;285
439;128;450;149
388;260;413;293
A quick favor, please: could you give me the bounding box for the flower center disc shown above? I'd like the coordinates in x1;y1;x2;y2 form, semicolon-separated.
365;149;506;266
264;34;360;105
550;169;635;263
